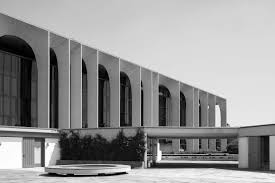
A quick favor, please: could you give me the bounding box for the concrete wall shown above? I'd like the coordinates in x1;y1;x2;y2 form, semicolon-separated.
45;138;60;166
238;137;248;168
270;136;275;170
0;137;22;169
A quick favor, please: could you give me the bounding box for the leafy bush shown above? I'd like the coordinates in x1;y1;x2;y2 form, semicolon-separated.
59;129;146;161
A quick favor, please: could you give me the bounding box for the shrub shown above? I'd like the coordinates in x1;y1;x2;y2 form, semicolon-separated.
59;129;146;161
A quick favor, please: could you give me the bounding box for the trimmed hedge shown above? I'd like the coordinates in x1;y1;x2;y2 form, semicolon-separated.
59;129;146;161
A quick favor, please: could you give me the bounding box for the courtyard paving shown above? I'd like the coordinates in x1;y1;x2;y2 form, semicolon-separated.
1;166;275;183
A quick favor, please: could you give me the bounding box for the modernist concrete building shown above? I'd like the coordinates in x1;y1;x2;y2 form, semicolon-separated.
0;13;274;171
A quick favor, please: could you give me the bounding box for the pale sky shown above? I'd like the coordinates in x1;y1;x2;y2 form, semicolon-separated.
0;0;274;127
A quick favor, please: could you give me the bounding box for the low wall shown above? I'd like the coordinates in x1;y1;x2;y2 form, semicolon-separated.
161;154;238;161
57;160;145;169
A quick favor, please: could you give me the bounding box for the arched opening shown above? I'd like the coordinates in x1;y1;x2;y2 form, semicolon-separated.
141;81;144;126
120;72;132;126
98;64;110;127
82;60;87;128
216;139;221;151
180;139;186;151
0;35;37;127
159;85;171;126
215;104;221;127
199;100;202;127
180;92;186;127
50;48;58;128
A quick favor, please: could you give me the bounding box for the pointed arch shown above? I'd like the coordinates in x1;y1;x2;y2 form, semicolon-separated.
120;72;132;126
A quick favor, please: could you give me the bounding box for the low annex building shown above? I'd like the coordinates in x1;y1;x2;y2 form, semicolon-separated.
0;13;274;171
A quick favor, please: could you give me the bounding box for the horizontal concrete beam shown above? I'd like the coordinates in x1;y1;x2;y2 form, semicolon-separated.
144;127;239;139
62;126;239;139
0;126;59;138
239;124;275;137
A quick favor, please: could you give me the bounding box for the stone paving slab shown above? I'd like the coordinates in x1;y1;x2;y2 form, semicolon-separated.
0;167;275;183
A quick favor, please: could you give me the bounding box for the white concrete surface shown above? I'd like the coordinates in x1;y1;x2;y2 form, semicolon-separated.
45;138;60;166
269;136;275;170
238;137;249;169
0;137;22;169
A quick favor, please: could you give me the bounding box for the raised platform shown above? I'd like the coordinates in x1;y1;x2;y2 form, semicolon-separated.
45;164;131;176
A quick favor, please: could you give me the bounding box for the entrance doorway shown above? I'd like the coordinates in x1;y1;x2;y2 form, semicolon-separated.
22;138;45;168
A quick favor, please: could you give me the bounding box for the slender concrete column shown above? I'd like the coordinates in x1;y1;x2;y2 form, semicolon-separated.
152;72;159;127
152;138;161;164
70;41;82;128
200;91;208;151
120;60;141;127
82;46;97;128
50;34;70;129
238;137;249;168
37;32;50;128
218;98;227;151
270;136;275;170
143;133;148;168
208;94;216;151
141;68;152;127
181;84;194;152
193;88;199;152
98;52;120;127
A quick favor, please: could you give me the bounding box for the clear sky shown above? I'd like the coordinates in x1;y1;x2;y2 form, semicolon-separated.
0;0;274;127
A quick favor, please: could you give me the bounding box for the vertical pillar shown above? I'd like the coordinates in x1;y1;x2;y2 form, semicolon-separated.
141;68;152;127
82;46;97;128
200;91;208;151
152;138;161;164
37;32;50;128
171;81;180;153
208;94;216;151
143;133;148;168
219;99;227;151
193;88;199;152
270;136;275;170
50;34;70;129
238;137;249;168
152;72;159;127
70;41;82;128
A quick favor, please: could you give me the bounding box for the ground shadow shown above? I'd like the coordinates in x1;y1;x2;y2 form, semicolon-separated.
39;172;128;177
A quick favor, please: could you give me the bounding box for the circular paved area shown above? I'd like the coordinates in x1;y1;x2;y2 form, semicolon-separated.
1;167;275;183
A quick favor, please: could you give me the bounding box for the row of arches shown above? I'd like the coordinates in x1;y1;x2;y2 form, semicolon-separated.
0;35;221;129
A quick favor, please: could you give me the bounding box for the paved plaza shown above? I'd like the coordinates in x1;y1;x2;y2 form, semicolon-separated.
1;167;275;183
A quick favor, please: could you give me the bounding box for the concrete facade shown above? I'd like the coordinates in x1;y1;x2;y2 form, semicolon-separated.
0;12;232;169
